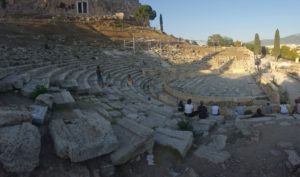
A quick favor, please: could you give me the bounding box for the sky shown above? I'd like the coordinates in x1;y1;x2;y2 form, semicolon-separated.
139;0;300;42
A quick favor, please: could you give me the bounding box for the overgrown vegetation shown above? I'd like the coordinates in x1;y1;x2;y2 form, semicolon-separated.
31;85;48;99
244;110;253;115
273;29;281;59
280;45;299;60
177;120;193;131
134;4;156;27
207;34;234;47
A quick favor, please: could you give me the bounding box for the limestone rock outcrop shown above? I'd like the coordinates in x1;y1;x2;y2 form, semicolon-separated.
0;123;41;173
49;109;119;162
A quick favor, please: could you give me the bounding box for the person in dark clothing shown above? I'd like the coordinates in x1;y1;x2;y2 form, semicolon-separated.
251;108;265;118
178;100;184;112
198;101;208;119
96;65;104;88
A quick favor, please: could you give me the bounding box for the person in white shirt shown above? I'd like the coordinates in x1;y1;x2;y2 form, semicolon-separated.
211;103;220;116
280;104;289;114
234;103;244;116
184;99;194;117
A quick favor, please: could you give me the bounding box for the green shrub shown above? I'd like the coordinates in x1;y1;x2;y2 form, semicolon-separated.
244;110;253;115
177;120;193;131
31;85;48;99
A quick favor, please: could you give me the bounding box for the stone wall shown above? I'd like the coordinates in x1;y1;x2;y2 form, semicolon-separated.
0;0;140;17
260;73;280;104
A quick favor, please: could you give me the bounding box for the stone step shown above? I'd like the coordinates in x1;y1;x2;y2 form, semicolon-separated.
110;118;154;165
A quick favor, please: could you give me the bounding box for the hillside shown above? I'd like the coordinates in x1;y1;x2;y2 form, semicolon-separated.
261;33;300;45
0;17;178;48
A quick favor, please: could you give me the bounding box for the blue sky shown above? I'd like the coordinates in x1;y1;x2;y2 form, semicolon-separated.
140;0;300;42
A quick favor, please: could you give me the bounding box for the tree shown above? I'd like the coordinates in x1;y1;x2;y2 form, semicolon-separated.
261;46;268;57
273;29;281;59
207;34;233;47
254;33;261;55
244;43;255;52
134;5;156;27
280;46;299;60
234;40;242;47
159;14;164;33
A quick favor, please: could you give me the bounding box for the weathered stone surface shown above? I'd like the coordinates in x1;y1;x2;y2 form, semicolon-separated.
52;90;75;105
0;73;30;92
21;78;49;97
0;107;32;127
178;168;199;177
37;164;90;177
30;105;48;125
49;109;119;162
110;118;154;165
208;135;227;150
154;128;193;157
194;146;231;164
194;135;230;164
0;123;41;173
35;93;54;108
285;150;300;167
192;117;223;135
277;141;294;149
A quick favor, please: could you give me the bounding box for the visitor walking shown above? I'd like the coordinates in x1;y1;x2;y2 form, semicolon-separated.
96;66;104;88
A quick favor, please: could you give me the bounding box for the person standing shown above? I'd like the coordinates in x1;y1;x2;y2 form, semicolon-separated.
96;66;104;88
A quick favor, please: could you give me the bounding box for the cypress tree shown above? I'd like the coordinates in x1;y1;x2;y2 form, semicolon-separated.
254;33;261;55
160;14;163;33
273;29;281;59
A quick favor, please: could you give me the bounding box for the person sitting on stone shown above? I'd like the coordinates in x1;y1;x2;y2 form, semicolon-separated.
184;99;194;117
127;74;133;86
251;108;265;118
263;102;273;114
211;103;220;116
234;103;244;116
178;100;184;112
279;102;289;114
198;101;208;119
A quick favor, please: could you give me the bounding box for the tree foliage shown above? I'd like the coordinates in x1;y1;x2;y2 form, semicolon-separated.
273;29;281;58
207;34;233;47
244;43;254;52
159;14;163;33
261;46;268;56
234;40;242;47
254;33;261;55
280;46;299;60
134;5;156;26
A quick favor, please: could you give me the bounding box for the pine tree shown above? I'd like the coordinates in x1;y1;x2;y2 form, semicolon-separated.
254;33;261;55
273;29;281;59
160;14;164;33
